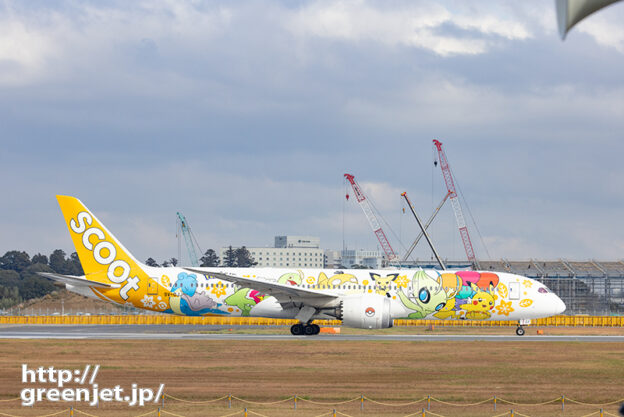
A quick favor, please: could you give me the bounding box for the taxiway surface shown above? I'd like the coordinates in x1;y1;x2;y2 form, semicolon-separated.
1;325;623;341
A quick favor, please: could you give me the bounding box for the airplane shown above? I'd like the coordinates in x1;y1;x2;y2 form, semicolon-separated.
40;195;566;336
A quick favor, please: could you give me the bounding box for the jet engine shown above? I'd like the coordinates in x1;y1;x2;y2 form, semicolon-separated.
337;293;393;329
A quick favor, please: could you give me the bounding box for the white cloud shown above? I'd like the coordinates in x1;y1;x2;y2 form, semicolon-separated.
0;13;58;85
357;181;405;212
341;74;624;136
1;0;624;263
0;0;539;86
0;1;234;87
453;14;530;40
576;11;624;53
285;0;532;56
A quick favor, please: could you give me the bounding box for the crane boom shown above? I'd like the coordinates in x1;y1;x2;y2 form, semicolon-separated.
432;139;479;268
401;192;446;270
344;173;398;264
402;191;451;262
177;212;201;267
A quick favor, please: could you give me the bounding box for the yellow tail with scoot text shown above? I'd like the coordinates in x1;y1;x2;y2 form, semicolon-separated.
56;195;170;311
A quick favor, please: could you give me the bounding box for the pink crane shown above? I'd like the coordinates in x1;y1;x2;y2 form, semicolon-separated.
344;173;398;265
432;139;479;268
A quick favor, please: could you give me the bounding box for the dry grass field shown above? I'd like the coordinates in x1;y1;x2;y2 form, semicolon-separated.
197;324;624;336
0;338;623;417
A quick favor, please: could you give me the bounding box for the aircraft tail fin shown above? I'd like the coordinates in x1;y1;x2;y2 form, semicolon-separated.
56;195;146;301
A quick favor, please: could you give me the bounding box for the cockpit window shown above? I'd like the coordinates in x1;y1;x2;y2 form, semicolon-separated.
538;287;549;294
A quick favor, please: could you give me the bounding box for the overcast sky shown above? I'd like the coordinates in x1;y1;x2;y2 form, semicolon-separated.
1;0;623;265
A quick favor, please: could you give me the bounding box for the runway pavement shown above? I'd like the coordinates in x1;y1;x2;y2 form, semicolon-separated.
1;325;623;341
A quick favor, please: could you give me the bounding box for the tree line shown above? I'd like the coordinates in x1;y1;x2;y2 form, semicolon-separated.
144;257;179;267
201;246;257;267
0;245;258;310
146;247;256;268
0;249;83;310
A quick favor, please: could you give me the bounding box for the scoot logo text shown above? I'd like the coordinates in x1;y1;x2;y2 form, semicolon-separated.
70;211;139;300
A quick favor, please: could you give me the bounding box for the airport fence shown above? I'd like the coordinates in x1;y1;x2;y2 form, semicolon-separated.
396;315;624;327
0;315;623;327
1;394;623;417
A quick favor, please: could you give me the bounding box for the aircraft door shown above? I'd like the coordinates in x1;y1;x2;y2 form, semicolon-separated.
509;282;520;300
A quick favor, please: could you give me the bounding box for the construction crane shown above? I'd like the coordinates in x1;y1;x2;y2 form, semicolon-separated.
401;190;451;262
400;192;446;270
176;212;202;267
432;139;480;269
344;173;399;265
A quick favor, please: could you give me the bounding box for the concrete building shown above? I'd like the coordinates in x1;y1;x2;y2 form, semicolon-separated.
341;249;383;269
275;236;320;249
221;236;324;268
248;247;324;268
323;250;342;269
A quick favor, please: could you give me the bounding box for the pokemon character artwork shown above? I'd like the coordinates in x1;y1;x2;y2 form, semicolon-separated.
224;289;265;317
398;270;501;320
47;195;566;337
397;270;448;319
370;273;398;296
166;272;222;316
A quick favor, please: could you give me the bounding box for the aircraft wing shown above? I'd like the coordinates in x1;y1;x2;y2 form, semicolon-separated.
184;268;338;302
37;272;121;289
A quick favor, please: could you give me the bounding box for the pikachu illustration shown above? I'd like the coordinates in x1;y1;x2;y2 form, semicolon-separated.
460;282;496;320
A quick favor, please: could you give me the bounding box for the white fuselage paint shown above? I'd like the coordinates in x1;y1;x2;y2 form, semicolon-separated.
70;267;566;322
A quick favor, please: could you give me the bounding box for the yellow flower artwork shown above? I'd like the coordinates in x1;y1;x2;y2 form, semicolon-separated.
495;300;514;316
395;275;409;288
211;282;226;298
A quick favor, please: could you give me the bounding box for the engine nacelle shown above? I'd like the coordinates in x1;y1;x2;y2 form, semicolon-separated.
339;293;393;329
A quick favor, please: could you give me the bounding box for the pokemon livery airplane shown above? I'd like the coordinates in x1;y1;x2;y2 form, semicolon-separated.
41;196;566;336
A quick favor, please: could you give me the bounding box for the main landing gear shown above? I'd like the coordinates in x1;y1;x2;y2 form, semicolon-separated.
290;323;321;336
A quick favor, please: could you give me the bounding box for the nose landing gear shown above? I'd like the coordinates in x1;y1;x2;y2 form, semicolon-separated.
290;323;321;336
516;319;530;336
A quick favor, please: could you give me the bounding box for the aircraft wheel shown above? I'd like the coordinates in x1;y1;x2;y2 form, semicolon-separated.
516;326;525;336
290;324;304;336
312;324;321;335
303;324;316;336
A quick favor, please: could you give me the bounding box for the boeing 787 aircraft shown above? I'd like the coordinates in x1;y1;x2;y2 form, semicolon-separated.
40;196;566;336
